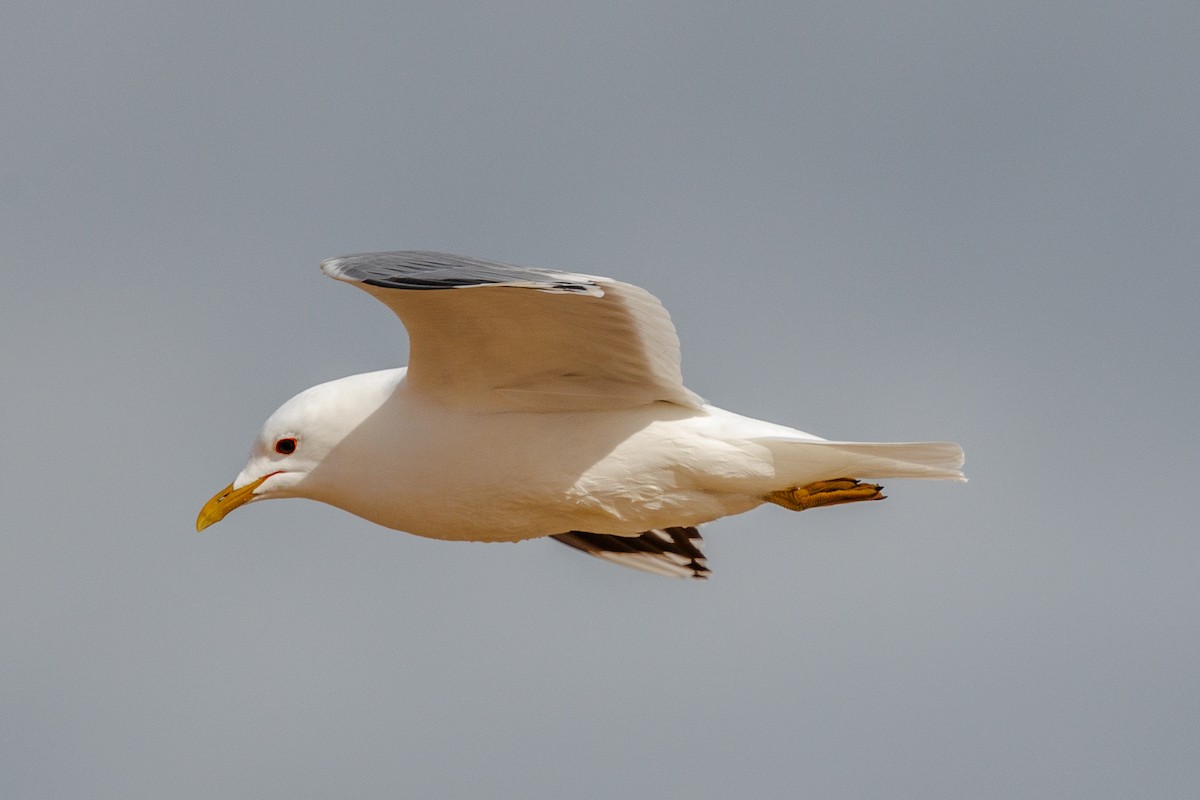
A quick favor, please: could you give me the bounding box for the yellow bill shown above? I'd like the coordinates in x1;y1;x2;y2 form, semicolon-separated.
196;474;271;531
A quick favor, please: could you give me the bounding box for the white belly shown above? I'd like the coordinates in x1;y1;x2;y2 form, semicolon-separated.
310;396;774;542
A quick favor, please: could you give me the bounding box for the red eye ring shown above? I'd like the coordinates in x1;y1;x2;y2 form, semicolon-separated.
274;437;298;455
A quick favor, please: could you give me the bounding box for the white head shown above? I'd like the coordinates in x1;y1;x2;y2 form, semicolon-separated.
196;369;403;531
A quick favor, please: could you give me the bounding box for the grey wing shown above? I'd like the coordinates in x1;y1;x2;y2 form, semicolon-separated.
321;251;703;412
551;528;710;579
323;251;604;294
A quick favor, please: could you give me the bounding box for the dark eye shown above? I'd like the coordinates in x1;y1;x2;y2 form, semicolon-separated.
274;437;297;455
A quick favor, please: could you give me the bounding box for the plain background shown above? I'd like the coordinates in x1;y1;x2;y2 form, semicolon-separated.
2;2;1197;798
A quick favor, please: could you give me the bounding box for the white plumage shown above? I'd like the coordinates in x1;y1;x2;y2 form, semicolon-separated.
198;252;964;579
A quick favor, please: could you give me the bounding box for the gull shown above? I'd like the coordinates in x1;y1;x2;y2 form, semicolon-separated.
198;252;964;579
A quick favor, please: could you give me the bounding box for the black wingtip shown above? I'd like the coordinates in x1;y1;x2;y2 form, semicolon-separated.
551;527;711;579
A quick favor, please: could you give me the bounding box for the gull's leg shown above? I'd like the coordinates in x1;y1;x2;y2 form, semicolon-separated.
767;478;885;511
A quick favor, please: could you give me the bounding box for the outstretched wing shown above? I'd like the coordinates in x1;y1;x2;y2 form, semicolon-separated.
552;527;710;579
320;251;702;413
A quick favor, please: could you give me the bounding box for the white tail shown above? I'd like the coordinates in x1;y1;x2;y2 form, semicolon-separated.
756;438;966;486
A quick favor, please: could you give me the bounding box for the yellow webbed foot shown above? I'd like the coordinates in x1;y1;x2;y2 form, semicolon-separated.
767;478;885;512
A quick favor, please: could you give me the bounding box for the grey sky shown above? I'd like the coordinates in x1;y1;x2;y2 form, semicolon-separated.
2;2;1197;798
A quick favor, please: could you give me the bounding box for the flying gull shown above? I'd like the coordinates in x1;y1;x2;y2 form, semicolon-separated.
198;252;964;578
